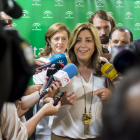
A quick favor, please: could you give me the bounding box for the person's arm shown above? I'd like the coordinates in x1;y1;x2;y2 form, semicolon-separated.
24;99;61;137
15;100;29;117
15;85;43;117
24;84;43;96
21;78;60;110
20;89;42;110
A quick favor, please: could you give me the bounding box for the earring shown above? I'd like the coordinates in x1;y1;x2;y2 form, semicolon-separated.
49;45;51;48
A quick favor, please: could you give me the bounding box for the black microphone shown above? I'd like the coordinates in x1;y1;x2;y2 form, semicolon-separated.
53;91;64;106
41;63;64;98
35;62;52;71
46;63;64;77
35;62;65;71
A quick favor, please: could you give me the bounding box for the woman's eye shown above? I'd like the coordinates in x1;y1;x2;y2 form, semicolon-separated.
86;40;91;42
76;40;81;43
63;38;66;40
54;38;59;40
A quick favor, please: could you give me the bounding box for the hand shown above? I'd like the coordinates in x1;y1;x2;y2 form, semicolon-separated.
34;59;46;74
49;81;61;93
43;97;52;105
24;85;43;95
35;59;45;66
100;45;110;61
93;88;111;100
42;80;61;99
111;77;123;89
100;56;108;63
61;91;77;106
42;99;61;116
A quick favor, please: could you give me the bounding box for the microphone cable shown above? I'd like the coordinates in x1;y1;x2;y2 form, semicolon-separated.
36;75;53;112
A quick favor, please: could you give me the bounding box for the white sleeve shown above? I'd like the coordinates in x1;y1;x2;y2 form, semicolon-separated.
33;56;50;85
33;70;47;84
39;57;49;63
0;103;28;140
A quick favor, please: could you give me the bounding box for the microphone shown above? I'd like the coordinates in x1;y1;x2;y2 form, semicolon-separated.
53;63;78;87
40;63;64;95
101;62;118;81
53;91;64;106
46;63;64;77
40;63;78;99
35;53;67;71
2;0;23;19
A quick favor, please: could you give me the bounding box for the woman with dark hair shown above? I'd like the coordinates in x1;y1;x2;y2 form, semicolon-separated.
47;23;112;140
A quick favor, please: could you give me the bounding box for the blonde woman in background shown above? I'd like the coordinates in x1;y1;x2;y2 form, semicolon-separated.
33;23;71;140
38;23;70;63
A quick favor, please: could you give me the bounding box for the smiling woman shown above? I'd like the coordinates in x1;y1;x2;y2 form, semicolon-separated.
49;23;112;140
74;30;95;63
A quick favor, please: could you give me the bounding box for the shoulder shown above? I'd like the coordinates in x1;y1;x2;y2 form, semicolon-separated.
0;103;17;123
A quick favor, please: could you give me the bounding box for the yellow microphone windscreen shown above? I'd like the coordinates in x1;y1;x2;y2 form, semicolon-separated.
101;62;118;80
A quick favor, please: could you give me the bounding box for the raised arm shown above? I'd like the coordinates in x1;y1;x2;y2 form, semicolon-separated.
24;99;61;137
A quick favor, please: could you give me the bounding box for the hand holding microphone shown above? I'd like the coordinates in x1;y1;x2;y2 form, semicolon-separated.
101;62;122;88
34;59;46;74
40;63;78;99
93;62;119;100
34;53;67;72
101;62;118;81
41;62;65;95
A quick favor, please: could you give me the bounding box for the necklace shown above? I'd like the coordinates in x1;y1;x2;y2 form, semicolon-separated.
79;72;93;135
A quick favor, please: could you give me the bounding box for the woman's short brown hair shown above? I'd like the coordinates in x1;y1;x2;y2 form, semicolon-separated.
39;23;70;57
67;22;102;77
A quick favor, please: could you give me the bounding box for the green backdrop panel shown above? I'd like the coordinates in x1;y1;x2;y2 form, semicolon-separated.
13;0;140;58
13;0;140;86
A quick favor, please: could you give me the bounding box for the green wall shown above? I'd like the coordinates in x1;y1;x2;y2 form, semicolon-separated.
13;0;140;85
13;0;140;59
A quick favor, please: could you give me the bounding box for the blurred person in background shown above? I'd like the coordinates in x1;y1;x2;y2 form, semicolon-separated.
0;11;45;119
33;23;70;84
33;23;72;140
109;27;133;88
109;27;133;48
0;78;61;140
0;11;13;28
88;10;117;61
101;65;140;140
37;23;70;63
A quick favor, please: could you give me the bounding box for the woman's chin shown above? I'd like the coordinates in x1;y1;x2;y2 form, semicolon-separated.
56;49;65;54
